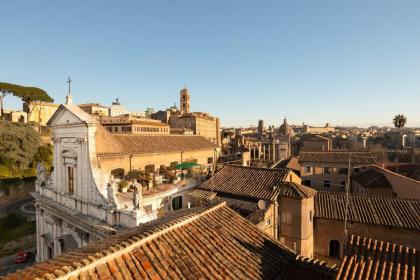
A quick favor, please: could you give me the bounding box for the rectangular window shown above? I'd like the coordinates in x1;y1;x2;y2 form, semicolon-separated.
68;166;74;194
281;212;292;225
303;180;311;187
144;205;152;214
354;167;360;173
339;168;348;175
309;210;313;222
305;166;311;173
340;181;346;188
324;180;330;188
323;167;331;174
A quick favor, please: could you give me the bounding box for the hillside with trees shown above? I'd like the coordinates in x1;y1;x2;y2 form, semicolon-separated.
0;121;52;178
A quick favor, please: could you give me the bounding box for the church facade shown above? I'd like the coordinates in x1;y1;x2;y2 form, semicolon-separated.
34;96;216;262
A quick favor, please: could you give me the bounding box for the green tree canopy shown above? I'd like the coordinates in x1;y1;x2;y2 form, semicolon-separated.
0;82;53;124
0;121;43;177
0;82;52;103
393;114;407;129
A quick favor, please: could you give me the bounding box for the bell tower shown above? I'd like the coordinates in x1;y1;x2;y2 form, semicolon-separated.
180;87;190;114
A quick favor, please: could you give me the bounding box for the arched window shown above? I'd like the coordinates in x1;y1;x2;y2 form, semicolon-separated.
172;196;183;211
329;240;340;258
111;168;125;179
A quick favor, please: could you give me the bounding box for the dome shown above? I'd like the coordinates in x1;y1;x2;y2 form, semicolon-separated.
279;117;292;136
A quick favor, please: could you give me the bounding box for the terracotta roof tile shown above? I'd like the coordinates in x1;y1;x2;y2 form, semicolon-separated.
352;168;393;189
273;157;301;174
336;235;419;280
197;165;291;201
4;203;337;280
305;135;332;142
300;152;375;165
315;192;420;229
198;165;315;201
95;125;216;157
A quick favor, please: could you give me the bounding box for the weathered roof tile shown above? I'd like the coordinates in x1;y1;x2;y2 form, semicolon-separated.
315;192;420;229
300;152;375;164
336;235;419;280
4;204;337;280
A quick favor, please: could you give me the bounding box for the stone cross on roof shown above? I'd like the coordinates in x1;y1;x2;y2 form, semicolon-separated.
65;76;73;105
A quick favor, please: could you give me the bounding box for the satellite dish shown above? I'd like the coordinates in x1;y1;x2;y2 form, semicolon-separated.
257;200;266;210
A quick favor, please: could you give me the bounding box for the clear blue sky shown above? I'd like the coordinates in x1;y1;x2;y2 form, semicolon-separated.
2;0;420;127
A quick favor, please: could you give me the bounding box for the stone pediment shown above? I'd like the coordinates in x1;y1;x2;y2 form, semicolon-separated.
47;104;98;127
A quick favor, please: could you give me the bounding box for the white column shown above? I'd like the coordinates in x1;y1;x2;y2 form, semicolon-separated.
35;208;42;262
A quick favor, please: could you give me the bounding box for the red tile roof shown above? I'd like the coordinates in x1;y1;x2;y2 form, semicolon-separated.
305;135;331;142
198;165;315;201
273;157;301;174
95;125;216;157
3;203;337;280
315;192;420;230
300;152;375;165
352;168;392;189
277;182;318;199
336;235;419;280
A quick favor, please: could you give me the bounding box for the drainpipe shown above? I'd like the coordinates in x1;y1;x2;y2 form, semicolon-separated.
275;199;280;240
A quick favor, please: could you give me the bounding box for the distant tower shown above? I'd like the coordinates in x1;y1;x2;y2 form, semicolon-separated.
258;119;264;136
180;87;190;114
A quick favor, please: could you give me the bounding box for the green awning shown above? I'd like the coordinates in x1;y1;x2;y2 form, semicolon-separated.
176;162;200;169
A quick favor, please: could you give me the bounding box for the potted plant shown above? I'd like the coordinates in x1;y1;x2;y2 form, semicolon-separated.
118;180;129;193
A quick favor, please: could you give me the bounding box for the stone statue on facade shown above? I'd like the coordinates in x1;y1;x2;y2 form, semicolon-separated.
36;162;47;183
132;186;139;210
106;182;117;208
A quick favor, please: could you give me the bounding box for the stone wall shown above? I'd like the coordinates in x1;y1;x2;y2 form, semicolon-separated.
0;178;35;206
0;233;36;257
314;218;420;262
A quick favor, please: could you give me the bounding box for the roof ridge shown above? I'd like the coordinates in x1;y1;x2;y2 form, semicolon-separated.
224;163;291;173
280;182;317;199
317;191;420;202
301;151;371;154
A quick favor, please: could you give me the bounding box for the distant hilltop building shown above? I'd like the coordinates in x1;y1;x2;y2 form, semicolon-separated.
2;109;27;123
151;87;221;146
78;99;146;118
78;103;109;116
100;114;170;135
23;101;59;127
294;122;335;135
108;97;129;116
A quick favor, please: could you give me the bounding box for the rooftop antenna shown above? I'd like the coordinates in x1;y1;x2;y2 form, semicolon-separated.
344;152;351;241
